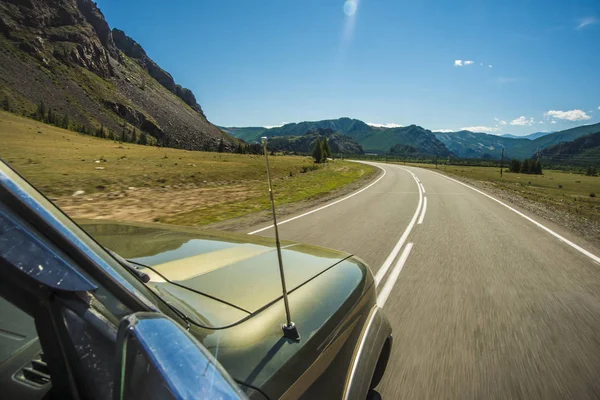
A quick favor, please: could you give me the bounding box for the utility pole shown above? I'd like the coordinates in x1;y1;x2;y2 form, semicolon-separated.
500;147;504;177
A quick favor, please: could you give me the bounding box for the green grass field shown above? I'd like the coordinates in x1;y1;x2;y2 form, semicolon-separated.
0;111;375;225
401;162;600;222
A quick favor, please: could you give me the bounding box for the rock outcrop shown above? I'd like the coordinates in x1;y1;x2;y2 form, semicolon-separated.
0;0;233;151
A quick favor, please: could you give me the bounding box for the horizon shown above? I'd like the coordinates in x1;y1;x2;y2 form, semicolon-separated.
96;0;599;137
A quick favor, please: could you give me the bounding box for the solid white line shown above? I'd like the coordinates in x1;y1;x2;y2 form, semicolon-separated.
420;183;426;193
430;170;600;265
248;165;388;235
374;167;423;286
377;243;414;306
418;197;427;225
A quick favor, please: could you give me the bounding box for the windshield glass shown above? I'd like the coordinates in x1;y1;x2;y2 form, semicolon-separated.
1;1;599;399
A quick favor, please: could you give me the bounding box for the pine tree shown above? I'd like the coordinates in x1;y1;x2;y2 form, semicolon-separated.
36;101;46;121
237;143;243;154
510;159;521;173
96;124;104;138
139;131;148;145
521;159;530;174
218;138;225;152
62;114;69;129
47;108;55;125
2;96;10;111
132;128;138;144
534;160;542;175
323;137;332;159
312;138;323;163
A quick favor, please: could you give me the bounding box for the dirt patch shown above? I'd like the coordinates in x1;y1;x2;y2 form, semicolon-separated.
56;184;259;223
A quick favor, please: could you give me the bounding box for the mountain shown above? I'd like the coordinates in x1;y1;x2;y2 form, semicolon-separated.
226;118;452;156
434;123;600;159
502;131;553;140
219;126;266;142
0;0;234;151
267;128;363;154
538;131;600;166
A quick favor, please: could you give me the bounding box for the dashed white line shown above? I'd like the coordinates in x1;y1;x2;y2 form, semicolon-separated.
431;170;600;265
248;165;388;235
420;183;426;193
377;243;414;306
418;197;428;225
374;167;423;286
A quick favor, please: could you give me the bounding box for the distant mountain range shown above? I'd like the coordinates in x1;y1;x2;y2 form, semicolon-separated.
223;119;600;160
502;132;554;140
222;118;452;157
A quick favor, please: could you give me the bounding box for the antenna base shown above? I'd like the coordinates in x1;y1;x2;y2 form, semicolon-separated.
282;322;300;342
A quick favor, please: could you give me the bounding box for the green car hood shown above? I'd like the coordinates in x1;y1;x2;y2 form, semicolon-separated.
80;220;352;327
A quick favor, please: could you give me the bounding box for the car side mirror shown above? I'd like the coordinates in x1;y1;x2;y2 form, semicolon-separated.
113;312;247;400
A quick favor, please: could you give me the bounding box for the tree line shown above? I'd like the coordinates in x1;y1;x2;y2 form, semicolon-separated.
312;137;332;163
509;158;543;174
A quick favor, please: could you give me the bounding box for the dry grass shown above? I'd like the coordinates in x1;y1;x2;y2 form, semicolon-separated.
0;111;375;225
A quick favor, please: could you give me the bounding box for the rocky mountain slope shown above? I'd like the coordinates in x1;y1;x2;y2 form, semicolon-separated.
539;131;600;166
266;128;364;155
0;0;234;151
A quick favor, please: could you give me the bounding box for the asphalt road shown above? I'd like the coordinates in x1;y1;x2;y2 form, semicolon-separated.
246;162;600;399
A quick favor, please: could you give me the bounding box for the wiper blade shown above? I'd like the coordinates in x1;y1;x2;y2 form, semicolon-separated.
106;249;150;283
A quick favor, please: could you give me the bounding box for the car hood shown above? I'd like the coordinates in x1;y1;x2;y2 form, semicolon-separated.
80;220;352;326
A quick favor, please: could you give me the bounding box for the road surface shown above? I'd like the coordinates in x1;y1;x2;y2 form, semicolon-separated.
245;162;600;399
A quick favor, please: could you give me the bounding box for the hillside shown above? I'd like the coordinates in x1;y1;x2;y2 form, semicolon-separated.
0;110;375;226
539;131;600;166
435;122;600;159
0;0;234;151
228;117;452;155
267;128;364;154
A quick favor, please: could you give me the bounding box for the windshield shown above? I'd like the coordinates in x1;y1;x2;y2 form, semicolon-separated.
1;1;600;399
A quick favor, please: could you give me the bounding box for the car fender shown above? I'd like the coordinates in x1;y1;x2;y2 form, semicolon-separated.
342;305;392;400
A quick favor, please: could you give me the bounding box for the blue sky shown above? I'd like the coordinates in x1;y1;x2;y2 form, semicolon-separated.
97;0;599;136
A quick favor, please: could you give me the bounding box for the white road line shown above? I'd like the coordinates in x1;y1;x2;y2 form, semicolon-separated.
377;243;414;306
431;170;600;265
374;167;423;286
418;197;427;225
248;165;387;235
420;183;426;193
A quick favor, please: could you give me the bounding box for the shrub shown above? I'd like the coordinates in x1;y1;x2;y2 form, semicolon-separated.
591;193;596;198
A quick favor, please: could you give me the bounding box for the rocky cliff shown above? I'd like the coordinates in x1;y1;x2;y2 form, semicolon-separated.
0;0;234;151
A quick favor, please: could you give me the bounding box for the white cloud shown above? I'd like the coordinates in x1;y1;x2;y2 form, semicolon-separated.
577;17;597;29
551;120;557;124
433;129;454;133
488;65;493;68
510;116;535;126
464;60;474;65
461;125;501;133
454;60;463;67
538;121;544;124
598;106;600;110
544;109;591;121
367;122;403;128
494;117;507;125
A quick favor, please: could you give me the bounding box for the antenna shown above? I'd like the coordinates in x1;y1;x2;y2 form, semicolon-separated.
261;137;300;342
